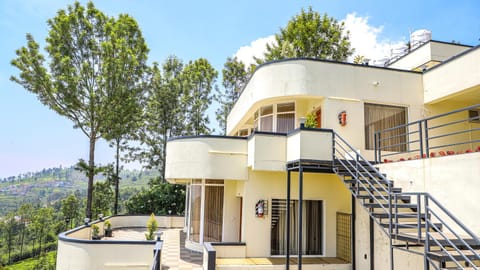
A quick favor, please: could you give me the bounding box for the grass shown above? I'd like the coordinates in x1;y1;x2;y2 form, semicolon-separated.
3;252;56;270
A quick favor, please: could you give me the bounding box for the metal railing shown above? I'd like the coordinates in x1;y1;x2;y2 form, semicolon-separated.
333;131;480;269
333;131;394;235
392;192;480;269
375;104;480;163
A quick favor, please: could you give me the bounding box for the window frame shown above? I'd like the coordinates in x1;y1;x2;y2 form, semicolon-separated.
254;102;296;133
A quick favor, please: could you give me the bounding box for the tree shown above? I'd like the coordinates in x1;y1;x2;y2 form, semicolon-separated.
125;182;185;215
10;1;149;219
259;7;353;63
91;181;114;219
215;57;248;135
31;207;54;256
1;213;19;264
17;203;34;258
183;58;218;136
61;194;80;229
134;56;185;180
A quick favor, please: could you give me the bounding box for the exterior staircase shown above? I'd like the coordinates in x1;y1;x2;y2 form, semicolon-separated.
332;131;480;270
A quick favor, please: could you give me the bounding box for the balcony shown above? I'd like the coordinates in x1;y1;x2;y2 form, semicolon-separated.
56;215;193;270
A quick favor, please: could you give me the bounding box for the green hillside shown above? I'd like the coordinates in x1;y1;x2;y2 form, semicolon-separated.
0;166;156;217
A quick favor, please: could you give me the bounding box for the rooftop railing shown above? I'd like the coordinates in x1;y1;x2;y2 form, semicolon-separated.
375;104;480;163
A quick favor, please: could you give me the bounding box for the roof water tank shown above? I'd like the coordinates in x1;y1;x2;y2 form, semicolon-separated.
410;29;432;49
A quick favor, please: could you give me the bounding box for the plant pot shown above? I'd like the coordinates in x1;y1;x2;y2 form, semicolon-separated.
105;229;113;237
92;235;102;240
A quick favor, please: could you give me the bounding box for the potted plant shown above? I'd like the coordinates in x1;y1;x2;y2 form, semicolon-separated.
104;220;113;237
145;213;158;240
91;224;101;240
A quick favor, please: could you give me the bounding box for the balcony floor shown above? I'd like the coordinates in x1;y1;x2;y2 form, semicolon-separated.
104;228;203;269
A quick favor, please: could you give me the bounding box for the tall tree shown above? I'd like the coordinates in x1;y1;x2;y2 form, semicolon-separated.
17;203;34;258
134;56;185;180
100;14;148;215
215;57;248;135
10;1;149;219
61;194;80;229
259;7;353;63
183;58;218;135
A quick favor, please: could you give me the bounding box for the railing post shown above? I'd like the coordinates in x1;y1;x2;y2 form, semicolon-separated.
153;240;162;270
424;120;430;158
378;132;382;163
418;122;424;159
332;131;336;169
374;132;378;163
417;194;422;241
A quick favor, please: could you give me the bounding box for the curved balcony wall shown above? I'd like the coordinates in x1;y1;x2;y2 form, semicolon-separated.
165;136;248;182
56;215;183;270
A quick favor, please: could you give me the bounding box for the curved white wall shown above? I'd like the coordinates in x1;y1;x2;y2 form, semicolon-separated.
227;59;424;137
165;137;248;182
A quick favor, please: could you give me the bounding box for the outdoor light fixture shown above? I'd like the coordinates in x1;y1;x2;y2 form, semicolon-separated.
98;214;104;221
372;81;380;86
84;217;90;226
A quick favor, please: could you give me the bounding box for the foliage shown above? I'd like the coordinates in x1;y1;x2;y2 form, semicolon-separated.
133;56;217;180
183;58;218;136
104;219;112;230
145;213;158;240
91;224;100;237
10;1;149;219
91;181;114;219
125;182;185;215
4;251;56;270
61;194;80;229
304;113;317;128
353;55;367;64
215;57;249;135
258;7;353;63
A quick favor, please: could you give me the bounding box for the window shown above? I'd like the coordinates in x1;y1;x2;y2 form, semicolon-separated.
254;102;295;133
365;103;407;151
188;179;224;243
271;199;323;255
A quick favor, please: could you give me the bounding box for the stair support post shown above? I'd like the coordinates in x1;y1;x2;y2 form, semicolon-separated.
298;165;304;270
424;196;430;270
286;170;291;270
388;181;394;270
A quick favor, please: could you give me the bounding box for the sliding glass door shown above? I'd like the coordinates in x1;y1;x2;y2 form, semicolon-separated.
271;199;323;255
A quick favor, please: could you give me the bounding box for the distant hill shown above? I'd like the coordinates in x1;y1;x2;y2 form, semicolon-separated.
0;165;156;216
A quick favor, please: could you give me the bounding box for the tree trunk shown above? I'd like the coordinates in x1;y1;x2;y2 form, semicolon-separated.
114;138;120;215
86;135;96;220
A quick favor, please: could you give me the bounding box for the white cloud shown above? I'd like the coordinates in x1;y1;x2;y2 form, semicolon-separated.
234;35;276;67
234;13;406;67
342;13;406;64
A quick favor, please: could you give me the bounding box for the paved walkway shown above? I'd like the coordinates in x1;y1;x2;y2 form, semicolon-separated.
161;229;203;270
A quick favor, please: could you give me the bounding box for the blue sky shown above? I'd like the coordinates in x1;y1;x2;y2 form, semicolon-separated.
0;0;478;178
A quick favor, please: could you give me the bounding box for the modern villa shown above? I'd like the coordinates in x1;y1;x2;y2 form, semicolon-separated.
57;31;480;270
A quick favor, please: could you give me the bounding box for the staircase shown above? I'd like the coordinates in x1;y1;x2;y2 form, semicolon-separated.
332;131;480;270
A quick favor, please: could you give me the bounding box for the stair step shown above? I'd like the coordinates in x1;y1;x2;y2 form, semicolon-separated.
372;212;425;219
428;249;480;262
357;194;411;202
364;203;417;209
344;179;392;187
354;187;402;193
380;222;442;230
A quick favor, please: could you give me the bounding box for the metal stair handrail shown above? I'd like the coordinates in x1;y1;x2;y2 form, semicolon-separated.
333;131;480;269
333;131;394;235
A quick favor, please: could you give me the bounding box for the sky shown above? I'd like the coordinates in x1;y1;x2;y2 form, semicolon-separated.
0;0;479;178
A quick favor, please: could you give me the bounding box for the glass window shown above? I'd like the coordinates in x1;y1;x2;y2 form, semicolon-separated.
187;180;225;244
189;185;202;242
254;103;295;133
365;103;407;151
271;199;323;255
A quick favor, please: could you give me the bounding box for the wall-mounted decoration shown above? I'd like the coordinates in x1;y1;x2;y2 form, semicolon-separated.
338;110;347;126
255;200;268;217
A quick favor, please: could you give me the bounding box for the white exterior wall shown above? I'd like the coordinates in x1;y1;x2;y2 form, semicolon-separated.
240;170;351;257
227;60;423;139
424;47;480;104
378;152;480;235
165;137;247;182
